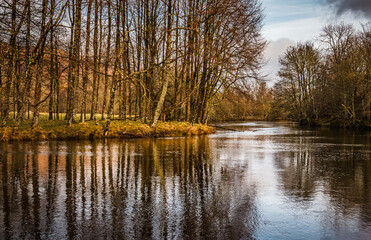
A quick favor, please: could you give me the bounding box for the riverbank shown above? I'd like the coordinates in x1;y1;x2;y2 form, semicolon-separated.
298;118;371;130
212;116;371;130
0;120;215;142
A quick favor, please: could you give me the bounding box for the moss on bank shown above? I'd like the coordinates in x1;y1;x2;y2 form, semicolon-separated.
0;120;215;142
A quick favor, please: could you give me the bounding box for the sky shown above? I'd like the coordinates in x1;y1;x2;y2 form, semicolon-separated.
261;0;371;83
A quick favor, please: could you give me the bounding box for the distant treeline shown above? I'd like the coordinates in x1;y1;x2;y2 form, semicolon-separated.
273;23;370;127
211;23;371;128
0;0;265;127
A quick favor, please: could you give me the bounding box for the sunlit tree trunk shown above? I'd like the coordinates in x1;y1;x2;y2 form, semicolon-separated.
95;0;103;119
107;0;122;120
101;0;112;120
152;0;173;127
32;0;49;127
81;0;92;122
90;0;100;120
1;0;18;126
67;0;82;126
49;0;55;120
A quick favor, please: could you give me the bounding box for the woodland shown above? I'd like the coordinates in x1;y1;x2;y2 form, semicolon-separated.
0;0;265;129
0;0;370;136
213;22;371;128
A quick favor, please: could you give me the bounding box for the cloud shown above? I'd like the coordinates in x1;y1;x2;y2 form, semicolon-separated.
263;38;295;82
261;0;371;83
324;0;371;17
263;17;324;42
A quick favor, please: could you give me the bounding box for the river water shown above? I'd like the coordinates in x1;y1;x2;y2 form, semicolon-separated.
0;122;370;239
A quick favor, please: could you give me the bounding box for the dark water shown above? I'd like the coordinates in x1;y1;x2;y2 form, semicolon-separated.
0;122;370;240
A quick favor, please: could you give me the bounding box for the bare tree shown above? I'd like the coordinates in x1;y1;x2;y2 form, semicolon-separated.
0;0;266;126
81;0;93;122
277;42;321;121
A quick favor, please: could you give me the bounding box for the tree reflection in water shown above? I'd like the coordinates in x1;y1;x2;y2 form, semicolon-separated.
1;123;370;239
274;129;371;239
0;137;258;239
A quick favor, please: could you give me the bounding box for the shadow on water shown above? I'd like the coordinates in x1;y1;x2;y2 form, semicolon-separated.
0;136;259;239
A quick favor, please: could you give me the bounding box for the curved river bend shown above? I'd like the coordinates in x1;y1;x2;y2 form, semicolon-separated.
0;122;370;239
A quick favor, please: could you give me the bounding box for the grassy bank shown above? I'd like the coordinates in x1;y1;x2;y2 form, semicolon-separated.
0;119;215;142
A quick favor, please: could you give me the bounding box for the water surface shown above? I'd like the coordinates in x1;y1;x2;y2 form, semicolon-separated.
0;122;370;239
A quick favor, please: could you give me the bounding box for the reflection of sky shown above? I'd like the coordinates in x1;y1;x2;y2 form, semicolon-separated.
209;121;371;239
261;0;370;82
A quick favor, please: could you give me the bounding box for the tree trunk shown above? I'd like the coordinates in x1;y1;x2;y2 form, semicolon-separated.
152;0;173;127
101;1;112;120
48;1;55;120
32;0;49;128
81;0;92;122
67;0;82;126
107;0;122;120
1;0;17;126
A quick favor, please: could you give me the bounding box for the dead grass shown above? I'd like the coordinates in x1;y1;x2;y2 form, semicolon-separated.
0;118;215;142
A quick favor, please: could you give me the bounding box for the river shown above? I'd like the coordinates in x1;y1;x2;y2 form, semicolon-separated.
0;121;370;239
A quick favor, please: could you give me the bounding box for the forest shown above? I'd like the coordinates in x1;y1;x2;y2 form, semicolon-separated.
0;0;369;133
271;23;371;128
0;0;265;129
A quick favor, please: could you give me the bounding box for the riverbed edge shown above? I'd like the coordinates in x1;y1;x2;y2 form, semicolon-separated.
0;120;216;142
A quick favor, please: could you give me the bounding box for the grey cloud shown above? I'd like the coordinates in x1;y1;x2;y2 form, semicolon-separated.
263;38;295;82
324;0;371;17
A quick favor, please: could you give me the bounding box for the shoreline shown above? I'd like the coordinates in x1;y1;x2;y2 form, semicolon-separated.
0;120;215;142
1;118;369;142
210;118;371;130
